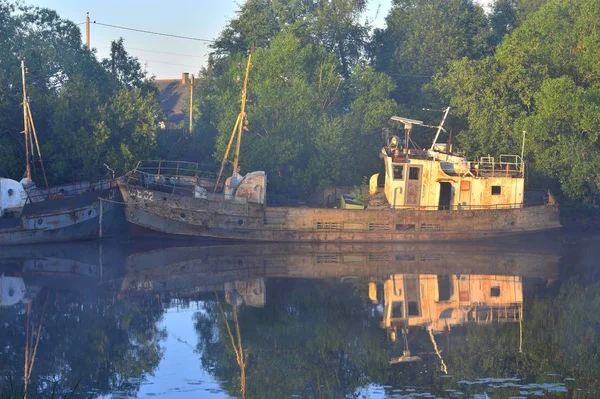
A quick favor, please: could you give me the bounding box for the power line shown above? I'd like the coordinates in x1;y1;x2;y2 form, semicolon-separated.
97;45;204;58
140;59;202;68
92;21;215;43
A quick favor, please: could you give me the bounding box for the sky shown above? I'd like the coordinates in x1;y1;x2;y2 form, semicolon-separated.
23;0;492;79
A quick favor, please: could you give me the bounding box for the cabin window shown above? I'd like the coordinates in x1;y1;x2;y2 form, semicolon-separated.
409;167;420;180
490;286;501;297
393;165;404;180
407;301;420;316
491;186;501;195
391;302;403;318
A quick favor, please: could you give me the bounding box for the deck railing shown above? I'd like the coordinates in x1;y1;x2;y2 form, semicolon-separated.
126;160;223;197
125;168;255;204
27;178;117;203
474;155;524;177
133;160;218;181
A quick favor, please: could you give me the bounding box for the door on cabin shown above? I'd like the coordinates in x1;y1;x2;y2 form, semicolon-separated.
405;166;422;206
438;182;452;210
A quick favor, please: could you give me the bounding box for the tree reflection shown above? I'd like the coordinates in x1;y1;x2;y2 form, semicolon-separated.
194;274;600;398
194;279;391;398
0;288;166;397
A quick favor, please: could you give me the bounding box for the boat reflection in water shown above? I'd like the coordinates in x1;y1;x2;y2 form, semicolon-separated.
1;236;573;398
121;241;558;304
0;240;127;307
119;239;560;398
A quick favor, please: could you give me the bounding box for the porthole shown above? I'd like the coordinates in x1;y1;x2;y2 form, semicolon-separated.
88;210;93;216
7;189;14;196
37;219;43;225
237;219;244;226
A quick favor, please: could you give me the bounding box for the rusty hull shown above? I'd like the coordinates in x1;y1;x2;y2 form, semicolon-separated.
119;181;561;243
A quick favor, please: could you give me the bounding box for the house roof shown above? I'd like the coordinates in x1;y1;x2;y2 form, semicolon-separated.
154;76;191;125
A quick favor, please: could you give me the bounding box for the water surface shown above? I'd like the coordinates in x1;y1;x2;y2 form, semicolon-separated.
1;233;598;398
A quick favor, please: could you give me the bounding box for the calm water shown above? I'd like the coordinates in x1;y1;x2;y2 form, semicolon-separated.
1;232;599;398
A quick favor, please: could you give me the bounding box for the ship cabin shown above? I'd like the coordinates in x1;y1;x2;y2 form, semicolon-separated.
377;273;523;333
372;115;525;210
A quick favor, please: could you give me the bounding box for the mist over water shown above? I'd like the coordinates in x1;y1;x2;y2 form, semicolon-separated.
1;232;598;398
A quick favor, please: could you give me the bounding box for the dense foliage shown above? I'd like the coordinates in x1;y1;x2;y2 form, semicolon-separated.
1;0;599;201
0;1;159;183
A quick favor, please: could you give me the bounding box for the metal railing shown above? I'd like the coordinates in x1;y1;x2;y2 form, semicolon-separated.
124;170;256;205
473;155;524;177
133;160;219;181
126;160;222;197
28;178;117;202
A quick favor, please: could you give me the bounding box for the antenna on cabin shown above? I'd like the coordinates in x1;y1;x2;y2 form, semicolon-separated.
390;116;424;154
429;107;450;151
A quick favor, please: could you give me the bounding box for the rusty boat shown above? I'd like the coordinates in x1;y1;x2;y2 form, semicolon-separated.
118;114;561;242
0;179;121;245
118;52;560;242
0;61;121;245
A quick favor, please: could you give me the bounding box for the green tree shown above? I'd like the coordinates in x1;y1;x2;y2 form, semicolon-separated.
207;32;397;198
211;0;370;77
0;2;160;184
370;0;492;107
102;38;145;88
94;87;160;174
435;0;600;200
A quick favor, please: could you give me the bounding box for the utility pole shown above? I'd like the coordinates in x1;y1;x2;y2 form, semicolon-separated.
189;74;194;133
85;12;90;50
21;60;31;182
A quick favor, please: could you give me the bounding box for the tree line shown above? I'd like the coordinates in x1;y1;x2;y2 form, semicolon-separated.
1;0;598;203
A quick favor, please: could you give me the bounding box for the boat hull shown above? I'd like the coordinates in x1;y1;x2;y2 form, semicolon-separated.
0;186;123;245
119;182;562;243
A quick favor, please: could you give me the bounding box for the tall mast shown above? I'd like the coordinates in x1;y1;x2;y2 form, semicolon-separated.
232;50;253;175
21;60;31;182
214;49;253;191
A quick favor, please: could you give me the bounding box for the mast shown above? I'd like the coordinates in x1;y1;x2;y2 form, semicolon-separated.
232;50;252;175
214;48;253;191
430;106;450;151
21;60;31;182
